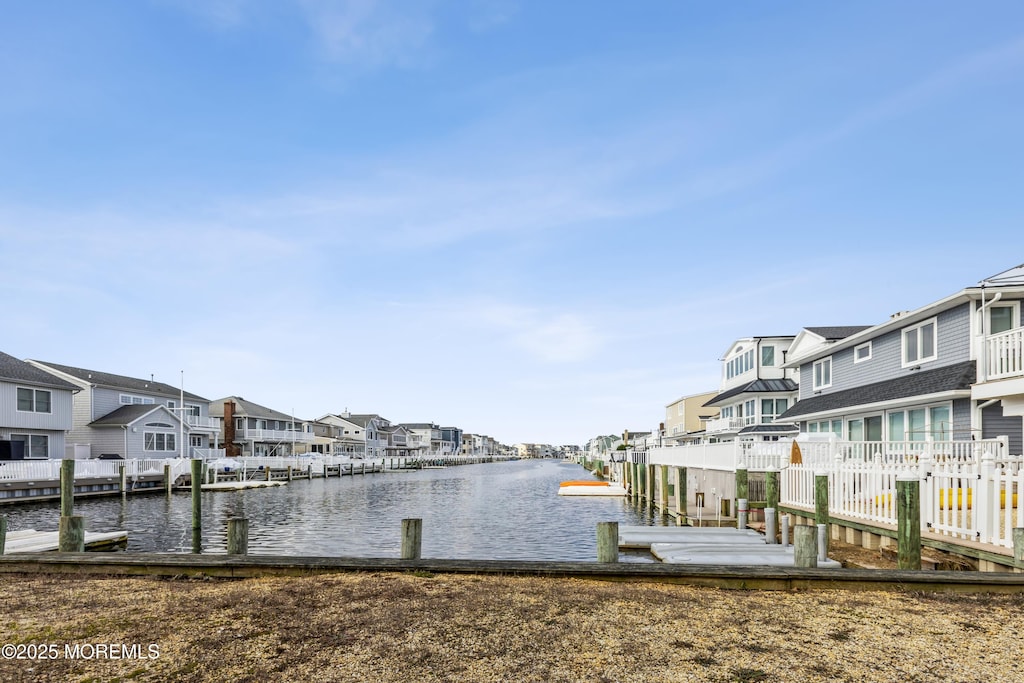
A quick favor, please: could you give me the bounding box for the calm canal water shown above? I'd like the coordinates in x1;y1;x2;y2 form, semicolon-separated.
2;460;660;561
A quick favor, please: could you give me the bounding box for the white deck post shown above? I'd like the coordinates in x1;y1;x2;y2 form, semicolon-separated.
976;451;996;544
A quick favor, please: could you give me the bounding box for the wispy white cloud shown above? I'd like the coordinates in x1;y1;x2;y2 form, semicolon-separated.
297;0;436;67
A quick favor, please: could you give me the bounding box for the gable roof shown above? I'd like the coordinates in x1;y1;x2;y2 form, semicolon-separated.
777;360;976;420
29;360;208;401
89;404;180;427
209;396;299;422
703;379;798;407
804;326;872;341
0;352;78;391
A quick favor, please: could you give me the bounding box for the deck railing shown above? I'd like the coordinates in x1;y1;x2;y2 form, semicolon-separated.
985;326;1024;380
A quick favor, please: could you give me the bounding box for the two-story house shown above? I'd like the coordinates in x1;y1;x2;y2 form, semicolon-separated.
317;413;391;458
702;336;800;442
27;361;221;460
0;352;77;459
210;397;314;457
777;264;1024;454
400;423;442;456
664;391;719;445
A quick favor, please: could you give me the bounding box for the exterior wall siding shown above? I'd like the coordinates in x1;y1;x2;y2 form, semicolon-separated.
799;303;972;400
982;403;1023;456
0;382;74;431
90;428;128;458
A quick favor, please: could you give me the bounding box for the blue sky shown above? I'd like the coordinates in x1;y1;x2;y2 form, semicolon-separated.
2;1;1023;446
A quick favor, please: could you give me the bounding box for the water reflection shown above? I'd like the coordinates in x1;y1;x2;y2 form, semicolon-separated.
1;460;663;561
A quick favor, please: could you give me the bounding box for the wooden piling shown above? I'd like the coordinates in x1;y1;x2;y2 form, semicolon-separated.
227;517;249;555
814;471;829;555
597;522;619;563
164;464;173;494
401;518;422;560
674;467;687;523
0;515;6;555
287;466;293;482
308;464;313;480
765;469;779;511
60;459;75;517
1014;528;1024;569
897;475;921;570
58;515;84;553
736;467;748;502
191;459;202;533
119;464;127;494
794;525;817;568
658;465;669;515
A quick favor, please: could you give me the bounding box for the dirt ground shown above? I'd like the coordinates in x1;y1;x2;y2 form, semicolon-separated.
2;566;1023;683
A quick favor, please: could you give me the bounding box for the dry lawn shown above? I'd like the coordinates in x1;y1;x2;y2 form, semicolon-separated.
1;570;1023;683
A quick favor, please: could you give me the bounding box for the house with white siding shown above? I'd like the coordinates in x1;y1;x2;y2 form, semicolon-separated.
25;360;220;459
702;335;801;442
0;352;77;459
317;413;391;458
778;264;1024;453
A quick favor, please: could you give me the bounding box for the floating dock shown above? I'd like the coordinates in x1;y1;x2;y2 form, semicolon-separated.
3;529;129;554
200;481;288;491
618;525;841;568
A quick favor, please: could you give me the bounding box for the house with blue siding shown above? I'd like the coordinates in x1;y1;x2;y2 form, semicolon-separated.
778;264;1024;454
26;360;221;459
0;352;77;459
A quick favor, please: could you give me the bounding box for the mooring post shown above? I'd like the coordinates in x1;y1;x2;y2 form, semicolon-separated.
794;525;817;567
119;464;127;495
781;514;791;548
765;508;777;544
227;517;249;555
737;498;749;530
675;466;687;524
58;515;84;553
191;458;202;534
287;465;293;482
0;515;7;555
646;464;655;512
1013;528;1024;570
164;464;172;495
60;458;75;518
814;471;829;555
597;521;619;563
897;474;921;570
308;464;313;480
401;518;423;560
766;468;779;512
659;465;669;515
817;524;828;563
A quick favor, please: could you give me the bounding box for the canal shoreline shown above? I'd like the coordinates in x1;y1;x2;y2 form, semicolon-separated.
2;569;1023;682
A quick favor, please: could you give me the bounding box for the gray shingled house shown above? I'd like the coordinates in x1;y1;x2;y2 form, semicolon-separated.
0;351;77;459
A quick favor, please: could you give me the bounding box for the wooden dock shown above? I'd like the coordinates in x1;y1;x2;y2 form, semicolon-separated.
2;529;128;554
201;481;287;491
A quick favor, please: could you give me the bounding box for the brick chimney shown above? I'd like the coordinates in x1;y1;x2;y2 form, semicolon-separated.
223;400;241;457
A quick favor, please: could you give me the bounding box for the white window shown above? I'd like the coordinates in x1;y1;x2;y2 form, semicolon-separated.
120;394;155;405
144;432;177;452
989;303;1019;335
17;388;52;413
10;433;48;458
813;357;832;390
761;398;789;423
854;342;872;363
761;346;775;367
902;318;937;366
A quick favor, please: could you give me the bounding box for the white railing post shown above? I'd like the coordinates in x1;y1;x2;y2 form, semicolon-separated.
919;437;934;533
976;451;996;544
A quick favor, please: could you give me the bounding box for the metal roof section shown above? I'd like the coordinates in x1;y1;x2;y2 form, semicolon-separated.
0;352;78;391
777;360;976;420
703;379;798;407
28;360;208;401
979;263;1024;286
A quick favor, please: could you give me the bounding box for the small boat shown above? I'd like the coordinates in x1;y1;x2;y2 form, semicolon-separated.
557;480;628;496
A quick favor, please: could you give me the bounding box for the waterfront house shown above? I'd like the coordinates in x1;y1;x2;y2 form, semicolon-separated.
210;397;313;457
0;352;77;459
664;391;719;445
440;426;462;456
777;264;1024;452
400;423;443;456
318;412;391;458
701;336;800;442
27;360;220;460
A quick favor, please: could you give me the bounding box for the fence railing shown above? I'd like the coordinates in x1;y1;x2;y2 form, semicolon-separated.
986;326;1024;381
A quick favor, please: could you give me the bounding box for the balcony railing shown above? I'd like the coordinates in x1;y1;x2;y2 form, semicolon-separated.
238;428;315;443
184;415;220;430
705;417;745;434
985;326;1024;381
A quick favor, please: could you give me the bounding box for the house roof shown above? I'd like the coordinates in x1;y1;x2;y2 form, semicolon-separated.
89;404;178;427
0;352;78;391
738;423;799;435
29;360;208;401
703;379;798;407
209;396;300;422
400;423;438;430
980;263;1024;286
804;326;872;341
777;360;976;420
